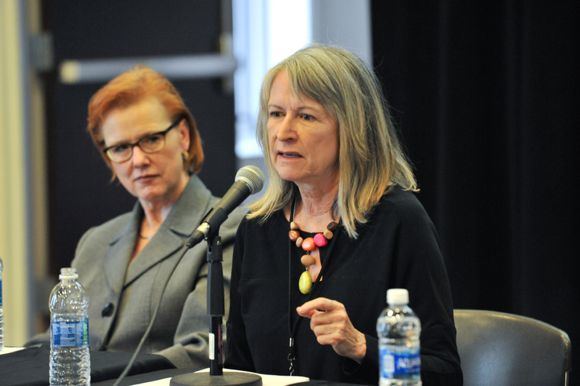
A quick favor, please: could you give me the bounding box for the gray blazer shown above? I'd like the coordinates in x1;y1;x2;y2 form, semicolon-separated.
31;175;245;369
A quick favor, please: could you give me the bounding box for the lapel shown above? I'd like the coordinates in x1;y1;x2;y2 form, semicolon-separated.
102;211;138;296
116;175;215;287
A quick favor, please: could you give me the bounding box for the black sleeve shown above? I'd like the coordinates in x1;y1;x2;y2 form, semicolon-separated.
224;218;255;371
389;197;463;385
341;334;378;381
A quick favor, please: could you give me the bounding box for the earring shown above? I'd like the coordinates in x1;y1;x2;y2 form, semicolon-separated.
182;151;192;173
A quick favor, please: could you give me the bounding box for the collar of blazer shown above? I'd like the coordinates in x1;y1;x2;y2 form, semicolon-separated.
103;175;216;290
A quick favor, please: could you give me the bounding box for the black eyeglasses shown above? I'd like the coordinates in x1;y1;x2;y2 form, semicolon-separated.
103;117;183;163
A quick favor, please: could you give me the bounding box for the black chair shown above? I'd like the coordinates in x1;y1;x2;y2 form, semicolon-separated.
454;309;572;386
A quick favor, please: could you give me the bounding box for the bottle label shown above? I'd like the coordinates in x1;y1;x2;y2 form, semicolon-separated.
380;346;421;378
51;318;89;348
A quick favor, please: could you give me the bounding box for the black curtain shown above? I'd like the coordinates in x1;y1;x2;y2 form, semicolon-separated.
372;1;579;382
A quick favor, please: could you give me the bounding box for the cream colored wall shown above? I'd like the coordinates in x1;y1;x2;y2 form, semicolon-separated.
0;0;46;346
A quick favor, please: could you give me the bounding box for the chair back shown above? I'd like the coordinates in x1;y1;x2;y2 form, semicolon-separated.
454;309;571;386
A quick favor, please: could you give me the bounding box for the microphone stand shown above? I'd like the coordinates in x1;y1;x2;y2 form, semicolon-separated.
170;232;262;386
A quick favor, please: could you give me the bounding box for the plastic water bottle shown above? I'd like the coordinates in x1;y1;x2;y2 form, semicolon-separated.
377;288;421;386
0;256;4;351
49;267;90;386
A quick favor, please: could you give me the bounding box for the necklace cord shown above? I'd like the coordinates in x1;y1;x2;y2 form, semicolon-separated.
287;196;297;375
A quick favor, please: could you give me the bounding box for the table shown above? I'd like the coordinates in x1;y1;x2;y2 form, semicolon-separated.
94;368;309;386
1;346;369;386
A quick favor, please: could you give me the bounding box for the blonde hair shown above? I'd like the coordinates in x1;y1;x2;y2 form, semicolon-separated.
248;45;417;238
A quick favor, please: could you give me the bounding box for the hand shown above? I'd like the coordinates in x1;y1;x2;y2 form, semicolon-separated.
296;297;367;363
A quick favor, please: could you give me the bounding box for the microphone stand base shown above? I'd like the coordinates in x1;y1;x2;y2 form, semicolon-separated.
170;371;262;386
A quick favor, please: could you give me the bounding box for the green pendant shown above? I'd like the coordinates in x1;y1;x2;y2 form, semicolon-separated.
299;270;313;294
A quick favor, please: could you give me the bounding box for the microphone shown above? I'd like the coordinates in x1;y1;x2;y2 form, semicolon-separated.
187;165;264;247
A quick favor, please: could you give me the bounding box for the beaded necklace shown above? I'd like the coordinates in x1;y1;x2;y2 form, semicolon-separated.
287;196;340;374
287;195;338;375
288;201;338;295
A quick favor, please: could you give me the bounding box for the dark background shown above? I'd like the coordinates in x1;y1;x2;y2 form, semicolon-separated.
40;0;578;383
371;1;579;382
42;0;236;275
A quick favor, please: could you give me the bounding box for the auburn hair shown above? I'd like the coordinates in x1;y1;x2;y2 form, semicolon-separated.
86;65;204;175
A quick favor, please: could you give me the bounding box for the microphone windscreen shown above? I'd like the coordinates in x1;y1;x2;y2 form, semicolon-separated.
235;165;264;194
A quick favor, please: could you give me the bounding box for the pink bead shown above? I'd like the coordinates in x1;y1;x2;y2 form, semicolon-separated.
313;233;328;247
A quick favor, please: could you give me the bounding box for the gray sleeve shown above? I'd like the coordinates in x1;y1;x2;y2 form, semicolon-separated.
154;208;242;369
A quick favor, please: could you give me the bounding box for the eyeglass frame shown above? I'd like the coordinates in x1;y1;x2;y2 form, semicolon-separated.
102;116;184;163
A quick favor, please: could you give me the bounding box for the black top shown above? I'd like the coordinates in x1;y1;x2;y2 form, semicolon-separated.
226;187;462;385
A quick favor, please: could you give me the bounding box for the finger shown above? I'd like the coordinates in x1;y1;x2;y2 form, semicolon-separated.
297;297;339;316
296;297;330;315
311;326;343;347
310;321;339;338
310;310;347;328
296;306;315;318
297;306;325;319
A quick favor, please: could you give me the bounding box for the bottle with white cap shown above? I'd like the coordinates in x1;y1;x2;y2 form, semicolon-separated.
49;267;90;386
377;288;421;386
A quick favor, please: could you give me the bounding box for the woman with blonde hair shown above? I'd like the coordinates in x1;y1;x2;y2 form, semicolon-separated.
226;46;462;384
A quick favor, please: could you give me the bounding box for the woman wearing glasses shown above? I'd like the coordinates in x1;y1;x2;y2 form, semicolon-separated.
28;66;244;369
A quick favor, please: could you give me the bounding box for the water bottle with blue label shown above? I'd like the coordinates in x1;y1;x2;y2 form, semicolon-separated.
49;267;90;386
377;288;421;386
